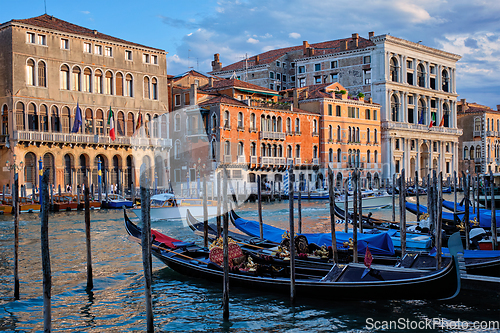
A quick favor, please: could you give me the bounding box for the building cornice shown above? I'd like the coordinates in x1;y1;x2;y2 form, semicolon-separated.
295;46;375;63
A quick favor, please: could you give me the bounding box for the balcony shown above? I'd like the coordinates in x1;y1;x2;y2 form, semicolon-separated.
286;131;294;136
223;155;232;163
237;155;246;163
287;158;294;165
260;157;272;165
295;158;301;165
312;158;319;165
486;131;496;137
474;157;482;163
473;130;482;137
237;126;245;132
250;156;258;164
312;132;319;137
12;130;172;148
223;125;231;131
294;131;302;136
249;126;257;133
382;121;463;136
259;131;286;140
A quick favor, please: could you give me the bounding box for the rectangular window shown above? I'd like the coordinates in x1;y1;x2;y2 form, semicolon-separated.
282;62;286;68
298;66;305;73
363;56;371;64
328;105;332;116
314;76;321;84
446;161;450;174
291;75;295;82
105;46;113;57
336;106;341;117
331;61;338;69
315;63;321;71
84;42;91;53
298;78;305;87
174;169;181;183
277;73;281;80
26;32;35;43
407;60;413;69
283;75;287;82
125;50;132;60
184;93;190;105
143;54;150;63
330;73;338;82
291;63;295;68
269;83;274;90
395;139;400;150
408;95;414;105
269;72;274;79
61;38;69;49
94;44;102;55
276;61;280;67
174;94;181;106
38;34;46;45
364;69;371;84
151;55;158;64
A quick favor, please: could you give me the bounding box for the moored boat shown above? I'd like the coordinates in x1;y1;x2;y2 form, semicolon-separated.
102;194;134;209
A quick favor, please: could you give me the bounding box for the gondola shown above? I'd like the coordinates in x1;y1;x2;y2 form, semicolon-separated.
124;210;462;301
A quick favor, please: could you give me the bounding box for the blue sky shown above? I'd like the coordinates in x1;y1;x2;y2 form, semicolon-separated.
1;0;499;108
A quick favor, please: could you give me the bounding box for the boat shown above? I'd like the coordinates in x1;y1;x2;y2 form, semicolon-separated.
0;204;12;214
131;192;218;221
405;201;461;225
293;190;330;200
102;193;134;209
335;189;391;210
2;195;41;213
52;194;78;211
229;210;395;256
124;210;462;301
442;199;499;229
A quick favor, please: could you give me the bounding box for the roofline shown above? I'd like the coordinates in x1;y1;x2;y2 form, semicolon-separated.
1;18;166;54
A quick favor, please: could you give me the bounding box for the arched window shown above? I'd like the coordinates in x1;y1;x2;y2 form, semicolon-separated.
83;68;92;92
348;127;352;142
211;113;217;131
313;119;318;133
374;150;378;163
151;77;158;100
105;71;113;94
51;105;60;132
127;112;134;136
365;109;371;120
367;150;371;163
28;103;38;131
126;74;133;97
152;115;158;138
287;145;292;158
60;64;70;90
295;118;300;133
313;145;318;158
328;125;333;140
95;109;104;135
72;66;81;91
238;112;244;129
337;148;341;162
442;69;449;92
224;141;231;156
374;129;378;143
418;99;426;125
15;102;25;131
40;104;48;132
278;144;283;157
470;146;474;159
443;103;450;128
337;126;341;141
328;148;333;162
27;59;35;85
464;147;468;160
174;114;181;132
224;110;230;128
391;94;399;121
295;145;300;158
261;143;266;157
367;128;370;143
356;127;360;142
272;116;277;132
62;106;70;133
286;117;291;133
250;113;256;130
116;72;123;96
250;142;256;156
143;76;150;99
24;152;36;187
94;69;103;94
38;61;46;87
117;111;125;136
175;140;181;159
390;57;399;82
277;116;282;132
476;145;481;159
238;142;244;156
417;63;426;87
267;144;272;157
43;152;55;184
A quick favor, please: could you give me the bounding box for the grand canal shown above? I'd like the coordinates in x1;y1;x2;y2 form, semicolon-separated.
0;196;498;332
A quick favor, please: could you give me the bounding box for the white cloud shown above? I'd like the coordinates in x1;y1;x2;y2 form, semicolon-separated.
247;37;259;44
187;33;193;36
289;32;301;39
81;11;90;15
393;2;432;23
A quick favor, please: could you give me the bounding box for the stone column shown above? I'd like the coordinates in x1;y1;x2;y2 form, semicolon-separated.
402;56;407;84
452;68;457;93
426;96;431;126
437;65;442;91
425;61;430;89
413;59;418;86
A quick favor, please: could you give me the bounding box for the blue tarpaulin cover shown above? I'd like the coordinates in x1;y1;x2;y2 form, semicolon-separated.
232;216;395;256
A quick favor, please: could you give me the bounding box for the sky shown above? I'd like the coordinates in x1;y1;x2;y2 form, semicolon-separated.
1;0;499;108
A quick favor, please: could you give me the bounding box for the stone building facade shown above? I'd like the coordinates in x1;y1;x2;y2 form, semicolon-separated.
0;15;171;194
457;99;500;175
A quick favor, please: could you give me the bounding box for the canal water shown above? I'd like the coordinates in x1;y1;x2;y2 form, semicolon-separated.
0;195;498;332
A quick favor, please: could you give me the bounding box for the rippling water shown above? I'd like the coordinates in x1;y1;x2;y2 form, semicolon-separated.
0;196;499;332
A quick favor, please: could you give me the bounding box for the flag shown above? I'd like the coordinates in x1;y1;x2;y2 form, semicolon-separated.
71;102;82;133
439;116;445;127
418;112;424;125
136;109;142;132
429;120;433;128
108;107;116;141
364;246;373;268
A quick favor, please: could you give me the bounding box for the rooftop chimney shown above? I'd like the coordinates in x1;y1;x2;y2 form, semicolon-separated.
303;41;310;55
497;105;500;111
351;33;359;48
341;40;348;51
190;84;197;105
255;55;259;65
211;53;222;72
369;31;374;38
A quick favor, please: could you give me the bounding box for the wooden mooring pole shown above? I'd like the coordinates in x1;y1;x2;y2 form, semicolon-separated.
40;170;52;332
203;175;208;248
400;169;407;258
13;173;19;300
392;173;396;224
352;169;358;263
490;171;498;250
464;172;470;250
84;176;93;291
328;167;338;263
415;171;420;220
217;172;221;238
298;191;302;234
358;174;363;234
436;172;443;269
288;165;296;304
257;174;263;240
140;184;153;332
222;167;230;320
344;180;348;233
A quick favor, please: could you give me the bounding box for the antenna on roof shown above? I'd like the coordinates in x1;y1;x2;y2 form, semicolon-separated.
44;0;47;14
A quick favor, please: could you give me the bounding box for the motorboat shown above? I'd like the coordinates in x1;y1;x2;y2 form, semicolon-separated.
131;192;218;221
102;193;134;209
336;189;391;209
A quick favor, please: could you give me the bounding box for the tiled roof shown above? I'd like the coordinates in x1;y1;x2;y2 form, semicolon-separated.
198;94;249;107
214;36;374;72
200;78;278;94
172;70;214;80
8;14;164;52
